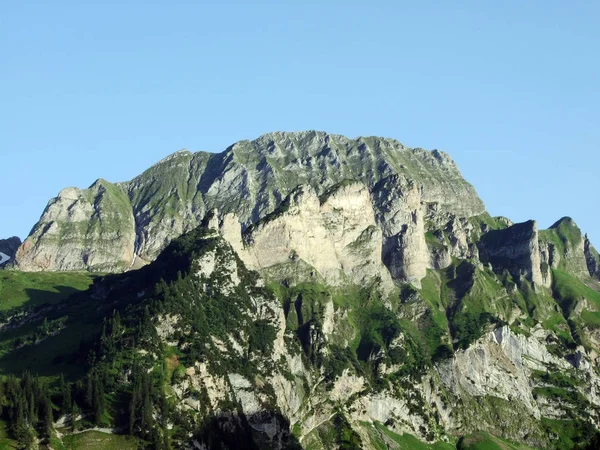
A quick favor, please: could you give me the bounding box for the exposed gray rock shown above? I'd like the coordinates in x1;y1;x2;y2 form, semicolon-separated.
478;220;546;287
16;131;485;280
539;217;590;278
585;234;600;281
373;176;429;286
153;229;600;449
15;180;135;272
227;181;395;292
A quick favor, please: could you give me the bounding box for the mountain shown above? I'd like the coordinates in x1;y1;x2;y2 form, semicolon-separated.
1;131;600;449
15;131;484;281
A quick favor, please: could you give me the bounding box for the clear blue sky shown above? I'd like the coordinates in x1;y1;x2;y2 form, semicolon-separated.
1;1;599;246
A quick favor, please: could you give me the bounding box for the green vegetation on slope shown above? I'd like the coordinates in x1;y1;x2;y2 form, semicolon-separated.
540;418;600;450
457;431;537;450
0;271;94;312
539;217;588;275
371;422;455;450
552;270;600;313
469;213;510;234
551;269;600;345
61;431;138;450
417;261;508;352
0;420;17;450
0;271;98;379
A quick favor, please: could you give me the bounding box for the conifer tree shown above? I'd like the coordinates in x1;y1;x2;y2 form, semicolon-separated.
38;389;53;439
92;374;105;424
70;403;79;432
59;374;72;416
85;374;93;409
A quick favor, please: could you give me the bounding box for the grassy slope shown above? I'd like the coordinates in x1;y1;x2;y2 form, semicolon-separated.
458;431;537;450
552;270;600;311
419;262;510;351
365;423;535;450
539;217;588;277
0;271;94;311
61;431;137;450
0;271;98;379
0;270;140;448
552;269;600;333
371;422;455;450
541;218;583;256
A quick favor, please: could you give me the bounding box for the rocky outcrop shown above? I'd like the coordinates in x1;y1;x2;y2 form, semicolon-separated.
373;176;429;286
440;326;561;418
423;211;482;271
9;202;600;449
539;217;590;278
0;236;21;267
15;179;136;272
208;182;395;292
16;131;485;276
585;235;600;281
478;220;546;287
125;150;211;261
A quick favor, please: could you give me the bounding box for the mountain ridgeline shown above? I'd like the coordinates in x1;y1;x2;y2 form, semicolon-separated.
1;131;600;449
14;131;484;277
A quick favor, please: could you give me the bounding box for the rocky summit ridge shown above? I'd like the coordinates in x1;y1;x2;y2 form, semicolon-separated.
14;131;484;282
3;131;600;449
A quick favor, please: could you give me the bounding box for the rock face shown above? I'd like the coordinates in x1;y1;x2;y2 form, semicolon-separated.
373;175;429;286
478;220;545;286
539;217;591;278
0;236;21;267
15;179;136;272
15;131;485;280
585;235;600;281
214;181;394;292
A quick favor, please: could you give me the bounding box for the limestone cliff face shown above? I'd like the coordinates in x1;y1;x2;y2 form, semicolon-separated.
585;235;600;281
373;175;429;286
209;182;395;292
15;179;135;272
0;236;21;267
538;217;593;279
16;131;485;276
477;220;546;287
435;325;600;444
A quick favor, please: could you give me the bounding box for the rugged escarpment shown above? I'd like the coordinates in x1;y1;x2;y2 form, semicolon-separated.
15;131;485;279
209;181;395;292
477;220;546;287
585;235;600;281
15;179;136;272
539;217;591;277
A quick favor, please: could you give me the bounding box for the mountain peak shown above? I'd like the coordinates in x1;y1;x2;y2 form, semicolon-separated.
550;216;577;229
16;132;485;272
